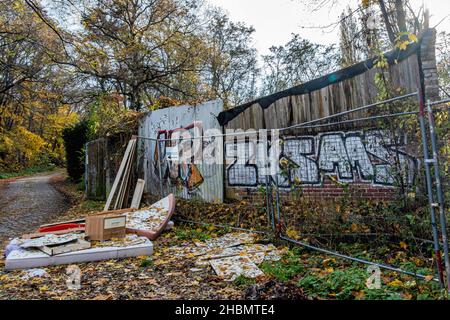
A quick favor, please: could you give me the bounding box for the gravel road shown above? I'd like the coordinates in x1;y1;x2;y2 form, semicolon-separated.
0;173;71;241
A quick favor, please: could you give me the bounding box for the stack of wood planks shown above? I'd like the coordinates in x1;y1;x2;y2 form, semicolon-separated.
104;137;137;211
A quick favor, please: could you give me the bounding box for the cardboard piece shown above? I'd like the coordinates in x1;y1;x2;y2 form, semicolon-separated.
39;239;91;256
85;213;126;241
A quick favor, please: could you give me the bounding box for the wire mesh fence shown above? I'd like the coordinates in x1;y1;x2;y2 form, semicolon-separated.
133;93;450;288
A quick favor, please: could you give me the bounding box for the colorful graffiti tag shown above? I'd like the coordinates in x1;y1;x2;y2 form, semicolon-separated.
154;121;205;192
225;130;418;188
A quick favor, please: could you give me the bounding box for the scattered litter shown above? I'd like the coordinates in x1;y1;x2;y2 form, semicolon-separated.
5;240;21;257
194;232;257;249
21;268;48;280
210;256;264;281
165;220;174;231
169;232;284;281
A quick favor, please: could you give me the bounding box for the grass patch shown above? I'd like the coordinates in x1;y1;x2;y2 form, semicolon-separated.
297;265;443;300
80;199;104;211
140;258;154;268
298;267;369;299
0;164;56;179
233;275;256;287
174;226;211;241
260;248;305;281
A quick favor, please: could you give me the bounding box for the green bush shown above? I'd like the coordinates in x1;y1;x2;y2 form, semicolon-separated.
62;120;92;182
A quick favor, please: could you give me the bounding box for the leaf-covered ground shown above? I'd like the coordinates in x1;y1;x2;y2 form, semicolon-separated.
0;223;445;300
0;181;447;300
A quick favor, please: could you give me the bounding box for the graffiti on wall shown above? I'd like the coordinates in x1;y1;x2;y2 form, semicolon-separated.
139;99;224;203
154;121;205;193
225;130;418;188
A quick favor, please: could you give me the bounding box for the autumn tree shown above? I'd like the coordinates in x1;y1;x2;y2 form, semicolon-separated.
42;0;207;111
201;8;259;107
437;32;450;97
260;34;338;94
0;0;78;171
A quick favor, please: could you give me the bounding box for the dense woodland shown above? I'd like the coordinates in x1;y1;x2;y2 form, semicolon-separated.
0;0;449;173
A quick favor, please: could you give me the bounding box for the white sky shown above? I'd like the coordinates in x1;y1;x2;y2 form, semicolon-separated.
207;0;450;56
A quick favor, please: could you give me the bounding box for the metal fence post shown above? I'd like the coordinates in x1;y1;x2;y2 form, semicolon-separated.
157;138;164;197
427;99;450;293
417;93;445;288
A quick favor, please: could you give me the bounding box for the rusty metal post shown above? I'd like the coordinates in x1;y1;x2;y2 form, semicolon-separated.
417;93;445;288
427;99;450;293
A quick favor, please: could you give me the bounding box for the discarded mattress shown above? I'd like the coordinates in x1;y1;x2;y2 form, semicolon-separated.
125;193;175;240
5;235;153;270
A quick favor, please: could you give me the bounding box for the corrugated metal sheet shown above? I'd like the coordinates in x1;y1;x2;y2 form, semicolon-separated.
138;99;224;203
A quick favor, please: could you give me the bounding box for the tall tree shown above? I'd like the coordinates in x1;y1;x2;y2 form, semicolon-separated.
0;0;78;170
261;34;338;95
201;8;259;107
42;0;207;111
437;32;450;98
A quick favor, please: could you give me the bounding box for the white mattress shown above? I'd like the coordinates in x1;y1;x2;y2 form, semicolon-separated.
5;237;153;270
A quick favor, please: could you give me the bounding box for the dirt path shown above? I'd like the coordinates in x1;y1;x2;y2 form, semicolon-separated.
0;172;71;241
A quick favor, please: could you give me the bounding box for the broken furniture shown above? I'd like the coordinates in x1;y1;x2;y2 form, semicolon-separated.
125;193;175;240
31;194;176;242
85;213;127;241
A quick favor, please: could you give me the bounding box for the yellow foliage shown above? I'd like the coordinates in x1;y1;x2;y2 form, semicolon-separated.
388;279;403;287
361;0;372;8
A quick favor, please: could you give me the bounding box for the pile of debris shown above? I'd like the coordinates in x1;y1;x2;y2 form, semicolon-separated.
3;137;286;285
4;194;175;270
4;137;176;270
169;232;286;281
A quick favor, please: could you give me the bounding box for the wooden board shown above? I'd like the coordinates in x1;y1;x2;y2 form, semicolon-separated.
104;138;136;211
114;139;136;209
131;179;145;209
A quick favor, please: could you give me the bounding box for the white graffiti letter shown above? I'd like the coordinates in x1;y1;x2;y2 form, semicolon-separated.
318;134;353;180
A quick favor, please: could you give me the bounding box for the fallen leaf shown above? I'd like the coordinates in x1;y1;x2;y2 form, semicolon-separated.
424;275;434;282
388;279;403;287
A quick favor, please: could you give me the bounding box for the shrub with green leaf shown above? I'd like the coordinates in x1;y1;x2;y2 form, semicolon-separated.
62;120;93;182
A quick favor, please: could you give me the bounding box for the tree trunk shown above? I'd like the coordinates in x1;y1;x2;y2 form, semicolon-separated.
377;0;397;45
395;0;407;33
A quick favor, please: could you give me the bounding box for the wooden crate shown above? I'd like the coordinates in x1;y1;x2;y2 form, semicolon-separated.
85;213;126;241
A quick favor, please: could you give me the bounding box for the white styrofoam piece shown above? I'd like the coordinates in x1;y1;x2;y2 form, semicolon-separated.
5;237;153;270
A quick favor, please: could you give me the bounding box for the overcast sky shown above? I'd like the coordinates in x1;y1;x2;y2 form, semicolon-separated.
207;0;450;56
